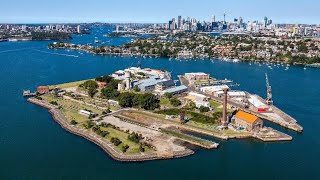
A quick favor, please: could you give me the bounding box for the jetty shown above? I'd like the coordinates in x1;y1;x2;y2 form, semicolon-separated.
179;75;303;133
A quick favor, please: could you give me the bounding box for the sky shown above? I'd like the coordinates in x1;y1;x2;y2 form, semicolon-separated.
0;0;319;24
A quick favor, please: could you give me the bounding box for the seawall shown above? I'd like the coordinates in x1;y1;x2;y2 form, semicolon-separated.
27;98;194;162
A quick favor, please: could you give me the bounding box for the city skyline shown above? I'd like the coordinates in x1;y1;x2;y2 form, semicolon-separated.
1;0;320;24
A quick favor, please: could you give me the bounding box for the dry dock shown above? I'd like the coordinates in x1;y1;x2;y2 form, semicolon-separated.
179;75;303;133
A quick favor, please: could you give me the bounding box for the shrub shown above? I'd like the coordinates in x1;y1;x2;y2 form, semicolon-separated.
111;137;122;146
50;101;58;106
70;120;78;125
170;97;182;107
122;145;130;153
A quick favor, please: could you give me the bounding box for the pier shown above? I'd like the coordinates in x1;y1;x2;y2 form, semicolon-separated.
179;75;303;133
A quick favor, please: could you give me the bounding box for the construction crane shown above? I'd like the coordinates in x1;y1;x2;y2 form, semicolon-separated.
265;73;273;105
137;59;142;69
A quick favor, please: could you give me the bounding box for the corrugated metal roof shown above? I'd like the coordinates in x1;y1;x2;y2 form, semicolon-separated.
235;111;258;124
161;85;188;94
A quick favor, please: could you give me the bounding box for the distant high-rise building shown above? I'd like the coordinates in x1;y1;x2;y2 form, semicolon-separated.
169;18;177;30
264;17;268;28
77;25;81;33
211;15;216;23
178;16;182;29
239;17;243;25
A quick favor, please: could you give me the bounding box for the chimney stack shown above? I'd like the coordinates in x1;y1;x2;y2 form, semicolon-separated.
222;87;229;126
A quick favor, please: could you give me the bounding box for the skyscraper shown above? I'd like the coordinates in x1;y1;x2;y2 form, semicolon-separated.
211;15;216;23
178;16;182;29
264;17;268;28
239;17;243;25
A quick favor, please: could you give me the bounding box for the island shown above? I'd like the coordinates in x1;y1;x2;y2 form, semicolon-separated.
25;66;303;162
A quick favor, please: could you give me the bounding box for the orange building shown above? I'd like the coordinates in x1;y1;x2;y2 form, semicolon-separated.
234;111;263;131
37;86;50;94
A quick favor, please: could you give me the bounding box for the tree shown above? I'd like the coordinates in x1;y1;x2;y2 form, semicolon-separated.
122;145;130;153
128;132;142;143
164;92;173;99
133;85;140;92
50;101;58;106
70;120;78;125
132;94;143;107
102;108;112;115
101;86;120;99
111;137;122;146
140;93;160;110
199;106;210;113
95;75;113;83
80;80;98;90
170;97;182;107
139;144;145;152
88;87;98;98
118;92;134;107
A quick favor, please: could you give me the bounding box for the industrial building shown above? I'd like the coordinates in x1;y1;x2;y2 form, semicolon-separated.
200;85;229;98
233;111;263;131
184;72;210;81
117;71;132;91
160;85;188;96
133;77;165;92
185;92;210;108
155;80;175;92
248;95;270;113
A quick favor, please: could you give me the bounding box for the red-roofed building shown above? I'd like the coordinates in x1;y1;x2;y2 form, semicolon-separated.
37;86;50;94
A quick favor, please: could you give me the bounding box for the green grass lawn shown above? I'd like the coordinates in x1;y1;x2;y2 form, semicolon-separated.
49;79;90;89
100;126;152;154
209;100;221;107
41;94;103;123
160;98;170;105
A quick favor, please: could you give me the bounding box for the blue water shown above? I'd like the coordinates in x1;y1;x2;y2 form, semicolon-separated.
0;27;319;179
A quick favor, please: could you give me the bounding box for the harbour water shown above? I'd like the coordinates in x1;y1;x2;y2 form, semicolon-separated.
0;27;319;179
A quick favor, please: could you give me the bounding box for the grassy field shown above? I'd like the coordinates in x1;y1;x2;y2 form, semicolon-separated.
209;100;221;107
49;79;90;89
100;126;152;154
160;98;170;105
41;94;103;123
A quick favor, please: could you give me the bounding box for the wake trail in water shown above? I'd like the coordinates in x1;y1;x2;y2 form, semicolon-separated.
0;47;36;54
33;49;79;58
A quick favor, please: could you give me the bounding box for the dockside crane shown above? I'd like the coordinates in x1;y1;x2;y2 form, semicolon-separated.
265;73;273;105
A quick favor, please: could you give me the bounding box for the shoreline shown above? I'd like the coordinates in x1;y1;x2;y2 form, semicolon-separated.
27;98;194;162
48;45;320;67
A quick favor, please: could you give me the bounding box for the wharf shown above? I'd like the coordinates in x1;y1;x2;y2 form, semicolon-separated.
253;127;292;142
179;75;303;133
